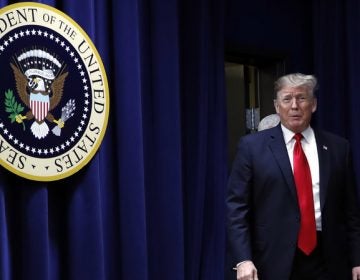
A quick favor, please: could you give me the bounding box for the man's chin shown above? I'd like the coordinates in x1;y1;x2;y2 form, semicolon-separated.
286;121;307;132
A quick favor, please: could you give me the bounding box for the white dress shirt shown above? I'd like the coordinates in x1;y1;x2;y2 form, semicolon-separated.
281;124;322;230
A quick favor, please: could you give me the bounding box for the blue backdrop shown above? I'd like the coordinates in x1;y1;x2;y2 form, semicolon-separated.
0;0;227;279
312;0;360;180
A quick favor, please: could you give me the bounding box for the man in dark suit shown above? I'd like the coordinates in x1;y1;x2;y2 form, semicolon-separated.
227;73;360;280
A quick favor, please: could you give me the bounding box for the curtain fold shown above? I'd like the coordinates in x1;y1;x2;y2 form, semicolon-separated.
180;0;226;279
0;182;10;280
0;0;226;279
312;0;360;191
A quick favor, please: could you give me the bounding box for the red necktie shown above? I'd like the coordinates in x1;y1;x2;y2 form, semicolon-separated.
293;133;317;255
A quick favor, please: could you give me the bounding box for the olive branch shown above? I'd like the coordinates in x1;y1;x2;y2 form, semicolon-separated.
4;89;25;130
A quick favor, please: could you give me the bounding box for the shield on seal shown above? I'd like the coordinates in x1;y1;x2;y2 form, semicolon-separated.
30;93;50;122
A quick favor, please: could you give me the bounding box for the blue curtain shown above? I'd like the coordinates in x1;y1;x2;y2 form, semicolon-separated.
312;0;360;192
0;0;227;279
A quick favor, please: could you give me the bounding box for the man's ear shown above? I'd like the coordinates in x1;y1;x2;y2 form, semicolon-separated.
312;98;317;113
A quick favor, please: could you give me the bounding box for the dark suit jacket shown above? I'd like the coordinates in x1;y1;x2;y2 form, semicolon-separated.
227;124;360;280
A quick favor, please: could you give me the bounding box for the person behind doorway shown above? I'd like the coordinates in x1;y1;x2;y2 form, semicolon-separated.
257;114;280;131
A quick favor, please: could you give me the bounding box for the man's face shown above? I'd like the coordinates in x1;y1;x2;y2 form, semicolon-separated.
274;86;317;133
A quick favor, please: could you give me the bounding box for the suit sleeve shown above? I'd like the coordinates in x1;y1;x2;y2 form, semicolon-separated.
226;137;254;265
345;145;360;267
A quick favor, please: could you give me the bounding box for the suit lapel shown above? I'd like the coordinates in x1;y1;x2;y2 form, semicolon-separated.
314;130;330;211
268;125;298;201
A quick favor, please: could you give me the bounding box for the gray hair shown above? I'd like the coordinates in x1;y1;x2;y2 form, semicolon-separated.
274;73;318;97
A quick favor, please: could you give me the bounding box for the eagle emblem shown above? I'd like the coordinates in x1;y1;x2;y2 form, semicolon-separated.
10;49;70;139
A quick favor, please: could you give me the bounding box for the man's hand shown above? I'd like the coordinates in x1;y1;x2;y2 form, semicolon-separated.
352;266;360;280
236;261;258;280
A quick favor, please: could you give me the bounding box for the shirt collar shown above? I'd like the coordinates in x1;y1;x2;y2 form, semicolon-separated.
280;124;314;145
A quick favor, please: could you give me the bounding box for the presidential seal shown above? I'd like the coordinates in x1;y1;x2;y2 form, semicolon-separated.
0;3;109;181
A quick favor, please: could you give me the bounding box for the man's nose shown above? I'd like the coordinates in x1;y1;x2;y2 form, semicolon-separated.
290;98;299;108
